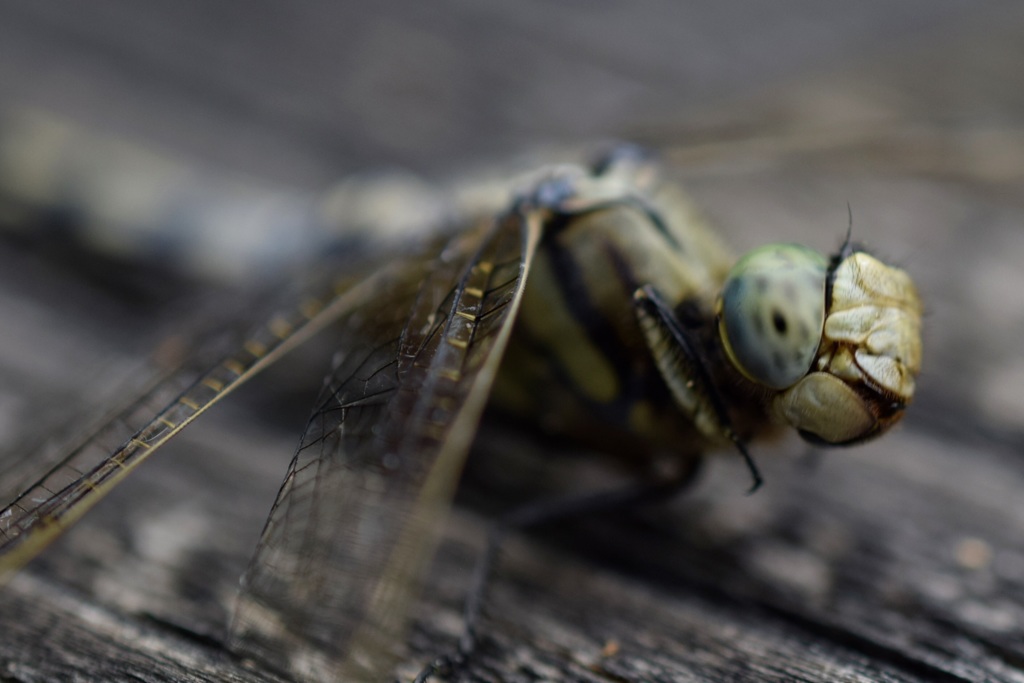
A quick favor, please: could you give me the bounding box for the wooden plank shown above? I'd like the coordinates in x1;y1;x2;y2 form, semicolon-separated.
0;2;1022;682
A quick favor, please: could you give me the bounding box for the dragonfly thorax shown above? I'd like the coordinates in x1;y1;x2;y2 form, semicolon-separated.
490;170;770;464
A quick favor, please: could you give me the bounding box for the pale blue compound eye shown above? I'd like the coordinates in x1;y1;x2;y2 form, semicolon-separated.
718;244;829;390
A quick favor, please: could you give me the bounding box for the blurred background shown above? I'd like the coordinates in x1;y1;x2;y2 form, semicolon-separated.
1;2;1023;681
0;1;1017;177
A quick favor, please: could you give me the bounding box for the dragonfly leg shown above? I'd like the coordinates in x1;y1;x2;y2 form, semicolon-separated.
412;461;702;683
634;284;763;493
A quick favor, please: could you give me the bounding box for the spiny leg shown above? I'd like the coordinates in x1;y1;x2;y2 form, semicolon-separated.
634;284;762;493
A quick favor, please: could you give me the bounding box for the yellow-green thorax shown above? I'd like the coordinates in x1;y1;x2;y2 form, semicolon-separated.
490;166;757;462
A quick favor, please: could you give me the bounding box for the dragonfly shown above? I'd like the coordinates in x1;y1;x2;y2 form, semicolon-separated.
0;113;923;682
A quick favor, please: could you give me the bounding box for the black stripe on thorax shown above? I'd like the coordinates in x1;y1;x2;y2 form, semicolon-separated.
540;212;671;415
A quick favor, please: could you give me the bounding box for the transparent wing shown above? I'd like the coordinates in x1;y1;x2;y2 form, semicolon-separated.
0;254;411;583
229;206;541;682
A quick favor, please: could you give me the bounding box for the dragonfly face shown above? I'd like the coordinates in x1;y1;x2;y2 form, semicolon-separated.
770;248;923;445
718;242;923;445
0;131;924;681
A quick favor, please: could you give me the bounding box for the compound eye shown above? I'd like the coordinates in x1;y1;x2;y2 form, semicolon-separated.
718;244;828;389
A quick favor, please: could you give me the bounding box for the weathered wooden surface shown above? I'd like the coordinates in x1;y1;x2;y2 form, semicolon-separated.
1;2;1024;682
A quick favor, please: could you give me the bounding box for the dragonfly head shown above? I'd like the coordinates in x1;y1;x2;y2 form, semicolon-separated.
718;244;923;445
